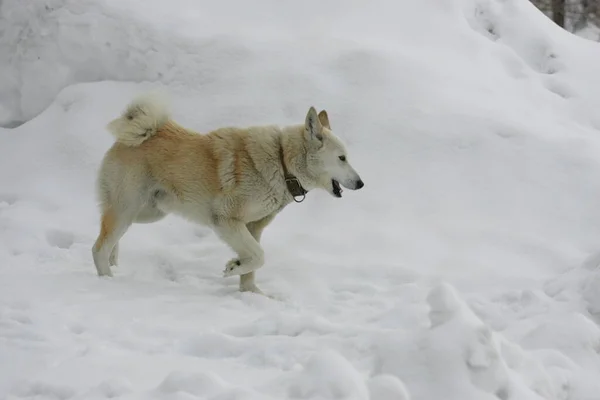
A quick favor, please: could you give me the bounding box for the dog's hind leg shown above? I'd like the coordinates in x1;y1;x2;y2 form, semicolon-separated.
213;218;265;278
107;206;164;267
92;207;135;277
107;204;165;268
109;243;119;267
239;214;277;293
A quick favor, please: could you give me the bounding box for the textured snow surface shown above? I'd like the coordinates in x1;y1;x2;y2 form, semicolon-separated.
3;0;600;399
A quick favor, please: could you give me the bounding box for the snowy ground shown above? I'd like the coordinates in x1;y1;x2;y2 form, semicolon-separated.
576;23;600;42
3;0;600;399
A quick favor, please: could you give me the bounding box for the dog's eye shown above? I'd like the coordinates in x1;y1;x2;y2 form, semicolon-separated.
339;155;346;162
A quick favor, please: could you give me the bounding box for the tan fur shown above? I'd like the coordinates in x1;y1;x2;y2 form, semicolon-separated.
93;209;115;252
92;93;364;295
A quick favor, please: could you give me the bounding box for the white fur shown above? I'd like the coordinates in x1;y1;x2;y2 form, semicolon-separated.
106;93;170;146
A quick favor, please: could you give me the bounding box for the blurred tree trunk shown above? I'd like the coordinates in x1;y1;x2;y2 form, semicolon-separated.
574;0;589;30
552;0;566;27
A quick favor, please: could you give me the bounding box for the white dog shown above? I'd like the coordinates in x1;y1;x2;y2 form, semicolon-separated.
92;94;364;294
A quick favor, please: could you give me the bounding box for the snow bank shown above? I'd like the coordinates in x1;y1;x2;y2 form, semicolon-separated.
3;0;600;399
575;22;600;41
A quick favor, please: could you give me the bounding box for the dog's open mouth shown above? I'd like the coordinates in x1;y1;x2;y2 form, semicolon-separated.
332;179;343;198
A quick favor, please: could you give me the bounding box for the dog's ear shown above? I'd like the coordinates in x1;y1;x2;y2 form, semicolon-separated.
305;106;323;143
318;110;330;129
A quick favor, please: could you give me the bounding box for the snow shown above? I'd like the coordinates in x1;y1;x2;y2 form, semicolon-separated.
2;0;600;398
575;23;600;42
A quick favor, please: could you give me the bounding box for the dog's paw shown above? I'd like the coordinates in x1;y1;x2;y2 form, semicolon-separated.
223;259;257;277
223;258;241;277
97;269;113;278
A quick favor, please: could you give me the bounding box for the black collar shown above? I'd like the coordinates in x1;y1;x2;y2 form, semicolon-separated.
279;141;307;203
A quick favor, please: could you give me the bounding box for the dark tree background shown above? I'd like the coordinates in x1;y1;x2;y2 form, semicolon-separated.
531;0;599;33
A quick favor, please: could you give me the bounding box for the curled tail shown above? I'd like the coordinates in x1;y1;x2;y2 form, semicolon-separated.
106;93;170;146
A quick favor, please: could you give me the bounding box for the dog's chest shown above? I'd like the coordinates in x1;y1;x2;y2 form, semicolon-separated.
243;188;286;221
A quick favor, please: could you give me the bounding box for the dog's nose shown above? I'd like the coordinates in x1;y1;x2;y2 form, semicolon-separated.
355;179;364;190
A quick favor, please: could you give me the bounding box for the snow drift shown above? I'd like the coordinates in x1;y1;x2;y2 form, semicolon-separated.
2;0;600;399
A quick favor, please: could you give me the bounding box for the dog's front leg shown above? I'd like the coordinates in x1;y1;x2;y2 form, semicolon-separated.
213;218;265;278
240;214;277;293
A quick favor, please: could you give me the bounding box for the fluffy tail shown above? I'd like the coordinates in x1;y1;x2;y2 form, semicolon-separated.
106;93;170;146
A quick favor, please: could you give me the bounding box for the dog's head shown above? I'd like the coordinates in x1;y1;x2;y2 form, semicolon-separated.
303;107;364;198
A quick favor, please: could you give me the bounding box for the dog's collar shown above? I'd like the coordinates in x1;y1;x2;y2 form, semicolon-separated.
279;140;307;203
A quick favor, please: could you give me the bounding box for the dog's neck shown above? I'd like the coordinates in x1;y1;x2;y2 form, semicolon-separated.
279;128;308;202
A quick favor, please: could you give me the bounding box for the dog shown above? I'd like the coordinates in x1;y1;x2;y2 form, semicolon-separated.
92;93;364;294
